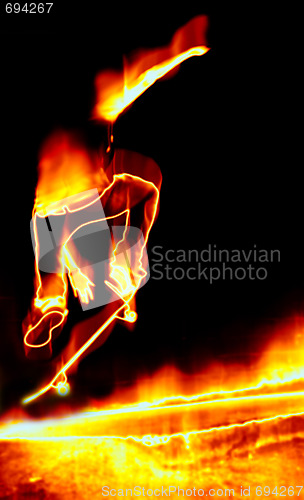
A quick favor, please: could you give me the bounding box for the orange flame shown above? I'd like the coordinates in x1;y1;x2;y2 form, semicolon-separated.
2;323;304;494
22;15;209;404
2;334;304;443
22;133;161;404
93;15;209;122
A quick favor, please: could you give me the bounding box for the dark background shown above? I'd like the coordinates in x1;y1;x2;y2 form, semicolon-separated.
0;4;302;416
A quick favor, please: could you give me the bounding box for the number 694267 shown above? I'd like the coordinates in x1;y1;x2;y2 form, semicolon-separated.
5;3;53;14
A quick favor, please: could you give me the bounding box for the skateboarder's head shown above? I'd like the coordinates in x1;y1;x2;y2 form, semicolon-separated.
35;129;109;212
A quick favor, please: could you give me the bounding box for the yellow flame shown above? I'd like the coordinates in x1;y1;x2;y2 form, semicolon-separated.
95;46;209;122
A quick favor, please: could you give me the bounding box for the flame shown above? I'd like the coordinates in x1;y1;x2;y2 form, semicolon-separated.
34;130;109;212
1;327;304;495
4;14;303;496
22;134;161;404
93;15;209;122
21;15;210;405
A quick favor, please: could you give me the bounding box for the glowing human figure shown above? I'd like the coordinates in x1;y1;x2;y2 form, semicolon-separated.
22;132;161;403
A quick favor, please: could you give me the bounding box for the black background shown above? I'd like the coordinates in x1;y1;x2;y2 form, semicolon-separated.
0;4;302;416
